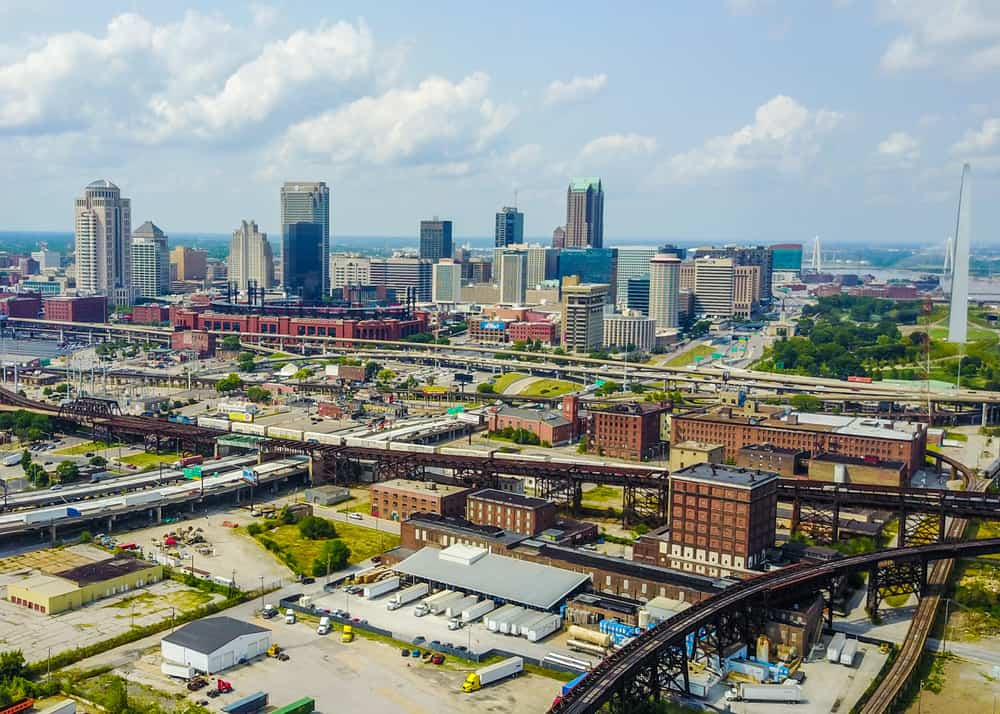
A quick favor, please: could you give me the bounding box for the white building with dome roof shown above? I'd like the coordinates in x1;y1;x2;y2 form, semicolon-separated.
74;179;133;303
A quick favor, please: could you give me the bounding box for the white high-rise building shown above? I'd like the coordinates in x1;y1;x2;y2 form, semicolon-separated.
130;221;169;298
694;258;734;317
432;259;462;304
31;249;60;271
498;250;528;305
616;247;659;305
948;164;972;344
229;219;275;292
330;254;371;290
74;179;132;300
648;254;681;330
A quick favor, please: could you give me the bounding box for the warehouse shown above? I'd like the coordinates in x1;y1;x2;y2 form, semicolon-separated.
394;543;589;611
161;617;271;674
6;558;162;615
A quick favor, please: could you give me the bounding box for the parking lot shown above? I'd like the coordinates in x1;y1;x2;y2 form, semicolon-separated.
119;606;563;714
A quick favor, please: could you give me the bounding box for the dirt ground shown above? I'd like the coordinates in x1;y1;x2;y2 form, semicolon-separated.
905;655;1000;714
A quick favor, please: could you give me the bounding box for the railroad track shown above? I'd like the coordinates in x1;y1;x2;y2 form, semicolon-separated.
859;477;987;713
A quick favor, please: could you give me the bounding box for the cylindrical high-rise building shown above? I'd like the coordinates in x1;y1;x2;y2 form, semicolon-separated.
75;180;132;302
648;254;681;330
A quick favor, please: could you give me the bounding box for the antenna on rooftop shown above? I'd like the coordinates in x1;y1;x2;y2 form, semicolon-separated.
513;189;519;210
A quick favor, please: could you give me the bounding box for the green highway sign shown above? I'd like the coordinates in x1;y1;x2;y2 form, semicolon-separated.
183;466;202;480
711;352;723;359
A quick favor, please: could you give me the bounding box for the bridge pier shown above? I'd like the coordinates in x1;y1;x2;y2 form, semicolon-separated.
156;506;162;523
107;516;113;533
49;523;57;543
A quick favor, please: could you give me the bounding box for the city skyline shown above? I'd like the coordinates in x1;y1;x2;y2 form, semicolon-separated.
0;3;997;244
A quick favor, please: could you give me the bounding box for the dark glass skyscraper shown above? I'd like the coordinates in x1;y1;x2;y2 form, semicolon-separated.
282;223;324;301
494;207;524;247
558;247;618;303
419;219;453;260
280;182;330;296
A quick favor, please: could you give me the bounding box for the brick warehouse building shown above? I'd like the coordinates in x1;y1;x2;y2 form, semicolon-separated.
587;401;670;461
634;464;778;576
43;296;107;323
671;405;926;480
466;489;557;536
370;479;470;521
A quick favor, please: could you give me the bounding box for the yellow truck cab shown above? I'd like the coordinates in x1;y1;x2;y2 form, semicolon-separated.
341;624;354;643
461;672;482;693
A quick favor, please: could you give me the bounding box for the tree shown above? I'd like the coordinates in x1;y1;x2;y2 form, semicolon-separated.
104;677;129;714
19;449;30;473
477;383;495;394
245;386;271;403
311;539;351;576
789;394;822;412
376;368;396;383
27;463;48;487
221;335;241;351
89;455;108;467
56;461;80;484
215;373;244;393
364;361;381;381
0;650;25;682
577;436;589;454
237;352;256;372
292;368;312;381
297;515;337;540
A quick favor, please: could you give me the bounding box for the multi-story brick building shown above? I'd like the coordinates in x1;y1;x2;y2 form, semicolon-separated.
587;401;670;461
370;479;470;521
652;464;778;575
43;296;107;323
486;403;576;446
0;294;42;318
466;489;556;536
671;405;926;478
736;444;807;478
132;303;170;325
170;330;216;357
669;441;724;472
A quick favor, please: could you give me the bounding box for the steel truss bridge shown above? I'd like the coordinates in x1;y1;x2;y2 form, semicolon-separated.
550;537;1000;714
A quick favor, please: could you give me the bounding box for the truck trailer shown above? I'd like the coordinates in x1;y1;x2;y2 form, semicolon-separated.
461;599;496;623
363;576;400;600
484;604;519;631
461;657;524;693
446;595;479;618
428;592;467;616
840;638;858;667
498;607;529;634
221;691;268;714
725;683;802;703
524;614;562;642
387;583;429;610
827;633;846;663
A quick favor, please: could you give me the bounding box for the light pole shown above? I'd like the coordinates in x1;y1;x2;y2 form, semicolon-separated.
259;575;265;612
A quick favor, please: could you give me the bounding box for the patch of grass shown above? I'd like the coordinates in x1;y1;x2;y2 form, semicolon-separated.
519;378;580;397
666;344;715;368
492;372;528;393
105;592;158;609
335;520;400;563
255;520;399;572
118;451;179;469
341;498;371;514
883;593;912;608
944;431;969;442
166;589;214;610
581;485;623;508
54;440;116;456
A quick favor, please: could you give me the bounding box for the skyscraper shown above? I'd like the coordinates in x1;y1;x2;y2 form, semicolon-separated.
552;226;566;249
495;207;524;247
694;258;734;317
616;247;660;305
419;219;453;260
948;164;972;344
498;250;528;305
282;223;324;301
565;177;604;249
130;221;169;298
74;180;131;301
370;257;433;302
281;181;330;297
648;254;681;330
562;283;608;352
432;259;462;304
229;219;274;292
170;246;208;282
558;248;618;303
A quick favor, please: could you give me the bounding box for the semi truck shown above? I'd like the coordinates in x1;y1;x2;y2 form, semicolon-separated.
446;595;479;618
122;491;162;507
363;576;400;600
840;638;858;667
461;599;495;623
524;613;562;642
827;633;846;663
428;592;466;616
725;683;802;703
317;617;331;635
461;657;524;693
417;589;455;615
22;506;81;524
387;583;429;610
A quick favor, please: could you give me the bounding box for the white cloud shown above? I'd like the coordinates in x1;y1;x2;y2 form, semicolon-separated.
877;131;920;162
661;95;843;182
879;0;1000;73
543;74;607;107
580;133;657;159
506;144;543;169
277;73;514;167
953;117;1000;153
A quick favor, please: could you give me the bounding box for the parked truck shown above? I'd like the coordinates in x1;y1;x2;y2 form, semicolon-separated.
22;506;81;524
524;613;562;642
461;599;495;623
840;638;858;667
725;683;802;703
428;592;466;616
827;632;846;663
461;657;524;693
387;583;429;610
221;691;268;714
446;595;479;618
484;604;519;631
317;617;331;635
498;607;528;635
363;576;400;600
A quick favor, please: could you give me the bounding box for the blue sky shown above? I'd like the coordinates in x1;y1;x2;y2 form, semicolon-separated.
0;1;998;246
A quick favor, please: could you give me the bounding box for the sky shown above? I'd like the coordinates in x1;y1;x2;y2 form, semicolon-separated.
0;1;998;246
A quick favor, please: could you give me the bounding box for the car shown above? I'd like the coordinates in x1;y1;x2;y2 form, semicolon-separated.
44;461;52;466
430;640;441;648
49;484;62;491
431;654;445;665
348;513;363;521
300;576;315;584
455;645;468;653
85;452;94;458
371;555;382;564
411;636;426;646
127;464;138;470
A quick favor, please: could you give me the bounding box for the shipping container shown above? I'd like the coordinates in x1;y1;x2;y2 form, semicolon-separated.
269;697;315;714
196;416;231;431
840;638;858;667
525;613;562;642
562;673;587;697
232;422;268;436
827;633;846;663
363;576;400;600
221;691;268;714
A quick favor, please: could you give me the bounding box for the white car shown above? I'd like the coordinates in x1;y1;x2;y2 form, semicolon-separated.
348;513;363;521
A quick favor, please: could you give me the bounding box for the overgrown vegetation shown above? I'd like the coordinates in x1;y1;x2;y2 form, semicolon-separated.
0;410;52;443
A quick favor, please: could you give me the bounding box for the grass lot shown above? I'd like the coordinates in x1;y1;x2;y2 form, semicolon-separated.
258;519;400;574
492;371;528;393
944;431;969;442
421;385;448;394
54;440;117;456
581;485;623;508
666;344;715;368
519;378;580;397
118;451;179;469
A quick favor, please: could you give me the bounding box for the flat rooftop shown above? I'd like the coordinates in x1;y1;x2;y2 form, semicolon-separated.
811;453;905;469
393;544;589;610
468;488;552;509
679;408;923;443
492;405;570;426
407;513;530;548
56;557;158;586
740;443;807;455
673;440;725;452
14;574;77;597
670;463;778;489
372;479;471;496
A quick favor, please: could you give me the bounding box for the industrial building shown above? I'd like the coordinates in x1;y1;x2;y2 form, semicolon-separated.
370;478;471;521
7;558;162;615
486;403;576;446
586;401;670;461
466;489;557;536
161;617;271;675
736;444;807;478
393;543;590;611
669;441;724;472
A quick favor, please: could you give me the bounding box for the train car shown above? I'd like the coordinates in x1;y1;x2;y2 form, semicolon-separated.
304;431;342;445
196;416;232;431
345;436;381;449
267;426;304;441
232;422;268;436
388;442;435;454
439;447;483;458
495;452;549;463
